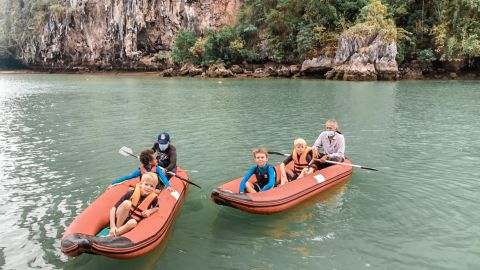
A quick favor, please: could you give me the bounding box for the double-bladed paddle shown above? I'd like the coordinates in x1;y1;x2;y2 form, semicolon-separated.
267;151;378;171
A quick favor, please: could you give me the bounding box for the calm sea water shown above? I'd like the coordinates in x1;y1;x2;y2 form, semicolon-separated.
0;74;479;270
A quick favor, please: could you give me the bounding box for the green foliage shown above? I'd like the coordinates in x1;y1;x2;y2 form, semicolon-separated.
417;48;436;61
349;0;397;41
237;0;369;61
171;30;197;65
2;0;480;66
170;26;256;66
395;27;414;63
296;24;317;56
200;26;256;66
463;34;480;56
396;40;406;63
154;51;170;61
429;0;480;59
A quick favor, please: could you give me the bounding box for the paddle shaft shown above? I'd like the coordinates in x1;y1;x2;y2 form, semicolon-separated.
269;151;378;171
313;159;378;171
119;148;202;188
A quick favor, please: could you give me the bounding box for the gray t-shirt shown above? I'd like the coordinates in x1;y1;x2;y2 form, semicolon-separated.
312;131;345;161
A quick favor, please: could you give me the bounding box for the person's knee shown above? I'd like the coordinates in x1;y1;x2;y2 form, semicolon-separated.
287;171;298;181
126;219;137;227
119;200;132;210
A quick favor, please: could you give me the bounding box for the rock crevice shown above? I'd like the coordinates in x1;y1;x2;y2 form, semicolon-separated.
19;0;243;70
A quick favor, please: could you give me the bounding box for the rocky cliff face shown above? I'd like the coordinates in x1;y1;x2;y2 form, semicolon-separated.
19;0;243;70
301;32;399;80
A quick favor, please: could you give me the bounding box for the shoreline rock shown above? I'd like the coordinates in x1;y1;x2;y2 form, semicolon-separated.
1;59;478;80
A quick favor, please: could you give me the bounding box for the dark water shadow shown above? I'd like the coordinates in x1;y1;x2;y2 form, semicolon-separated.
62;220;175;270
210;178;351;239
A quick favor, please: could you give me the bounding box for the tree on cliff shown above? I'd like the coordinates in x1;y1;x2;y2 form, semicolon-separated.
1;0;479;70
346;0;398;41
236;0;368;63
171;27;255;67
431;0;480;60
171;30;197;66
383;0;480;62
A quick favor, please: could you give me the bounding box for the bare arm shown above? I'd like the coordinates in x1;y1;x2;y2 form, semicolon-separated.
142;207;158;217
109;207;117;233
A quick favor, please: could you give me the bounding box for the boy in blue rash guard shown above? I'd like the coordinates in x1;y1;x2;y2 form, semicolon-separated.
109;149;173;194
239;148;276;193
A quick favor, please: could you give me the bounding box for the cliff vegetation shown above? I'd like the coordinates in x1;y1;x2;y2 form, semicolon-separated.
0;0;479;79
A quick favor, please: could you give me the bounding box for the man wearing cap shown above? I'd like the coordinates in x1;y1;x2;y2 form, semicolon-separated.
152;132;177;179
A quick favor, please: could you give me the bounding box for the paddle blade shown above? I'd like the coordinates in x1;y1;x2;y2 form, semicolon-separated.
268;151;289;156
170;172;202;189
362;166;379;171
118;146;134;157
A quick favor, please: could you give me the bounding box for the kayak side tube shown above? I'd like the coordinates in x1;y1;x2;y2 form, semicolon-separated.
210;160;353;214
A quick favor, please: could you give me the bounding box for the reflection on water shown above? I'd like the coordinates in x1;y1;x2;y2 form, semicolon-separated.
266;179;349;239
0;75;479;269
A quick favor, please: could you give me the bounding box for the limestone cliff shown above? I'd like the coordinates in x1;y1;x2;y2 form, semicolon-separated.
301;32;399;81
19;0;243;70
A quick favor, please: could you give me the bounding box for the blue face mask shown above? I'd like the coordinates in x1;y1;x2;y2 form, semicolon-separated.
159;144;168;151
326;130;335;137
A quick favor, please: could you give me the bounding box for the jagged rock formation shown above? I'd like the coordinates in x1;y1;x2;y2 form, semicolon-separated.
19;0;243;71
301;33;399;81
301;55;334;77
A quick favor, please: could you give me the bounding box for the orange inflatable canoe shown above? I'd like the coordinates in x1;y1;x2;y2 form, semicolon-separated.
61;167;189;259
211;161;352;214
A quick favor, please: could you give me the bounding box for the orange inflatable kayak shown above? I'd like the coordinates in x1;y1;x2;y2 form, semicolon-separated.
61;167;189;259
211;161;352;214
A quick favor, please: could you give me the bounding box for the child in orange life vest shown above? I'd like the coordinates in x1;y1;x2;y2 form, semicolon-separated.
109;172;159;237
279;138;315;186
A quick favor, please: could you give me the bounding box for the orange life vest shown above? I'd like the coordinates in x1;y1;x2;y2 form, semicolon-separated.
292;146;312;174
139;165;157;174
139;165;160;186
129;183;157;222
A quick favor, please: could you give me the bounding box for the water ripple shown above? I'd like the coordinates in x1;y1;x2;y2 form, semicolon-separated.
1;75;480;269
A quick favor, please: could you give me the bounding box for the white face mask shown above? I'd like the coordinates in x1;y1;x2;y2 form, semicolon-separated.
159;144;168;151
326;130;335;137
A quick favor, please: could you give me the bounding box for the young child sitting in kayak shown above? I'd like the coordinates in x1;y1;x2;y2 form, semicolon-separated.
279;138;315;185
109;149;173;194
239;148;276;193
109;172;159;237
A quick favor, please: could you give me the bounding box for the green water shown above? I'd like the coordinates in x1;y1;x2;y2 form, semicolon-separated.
0;74;479;270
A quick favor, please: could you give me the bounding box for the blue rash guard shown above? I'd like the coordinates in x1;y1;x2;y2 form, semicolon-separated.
239;165;276;193
111;165;170;189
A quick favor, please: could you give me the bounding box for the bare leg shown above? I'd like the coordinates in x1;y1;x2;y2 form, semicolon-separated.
115;219;138;236
115;200;132;228
286;170;295;182
245;182;257;193
279;164;288;186
297;167;313;179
